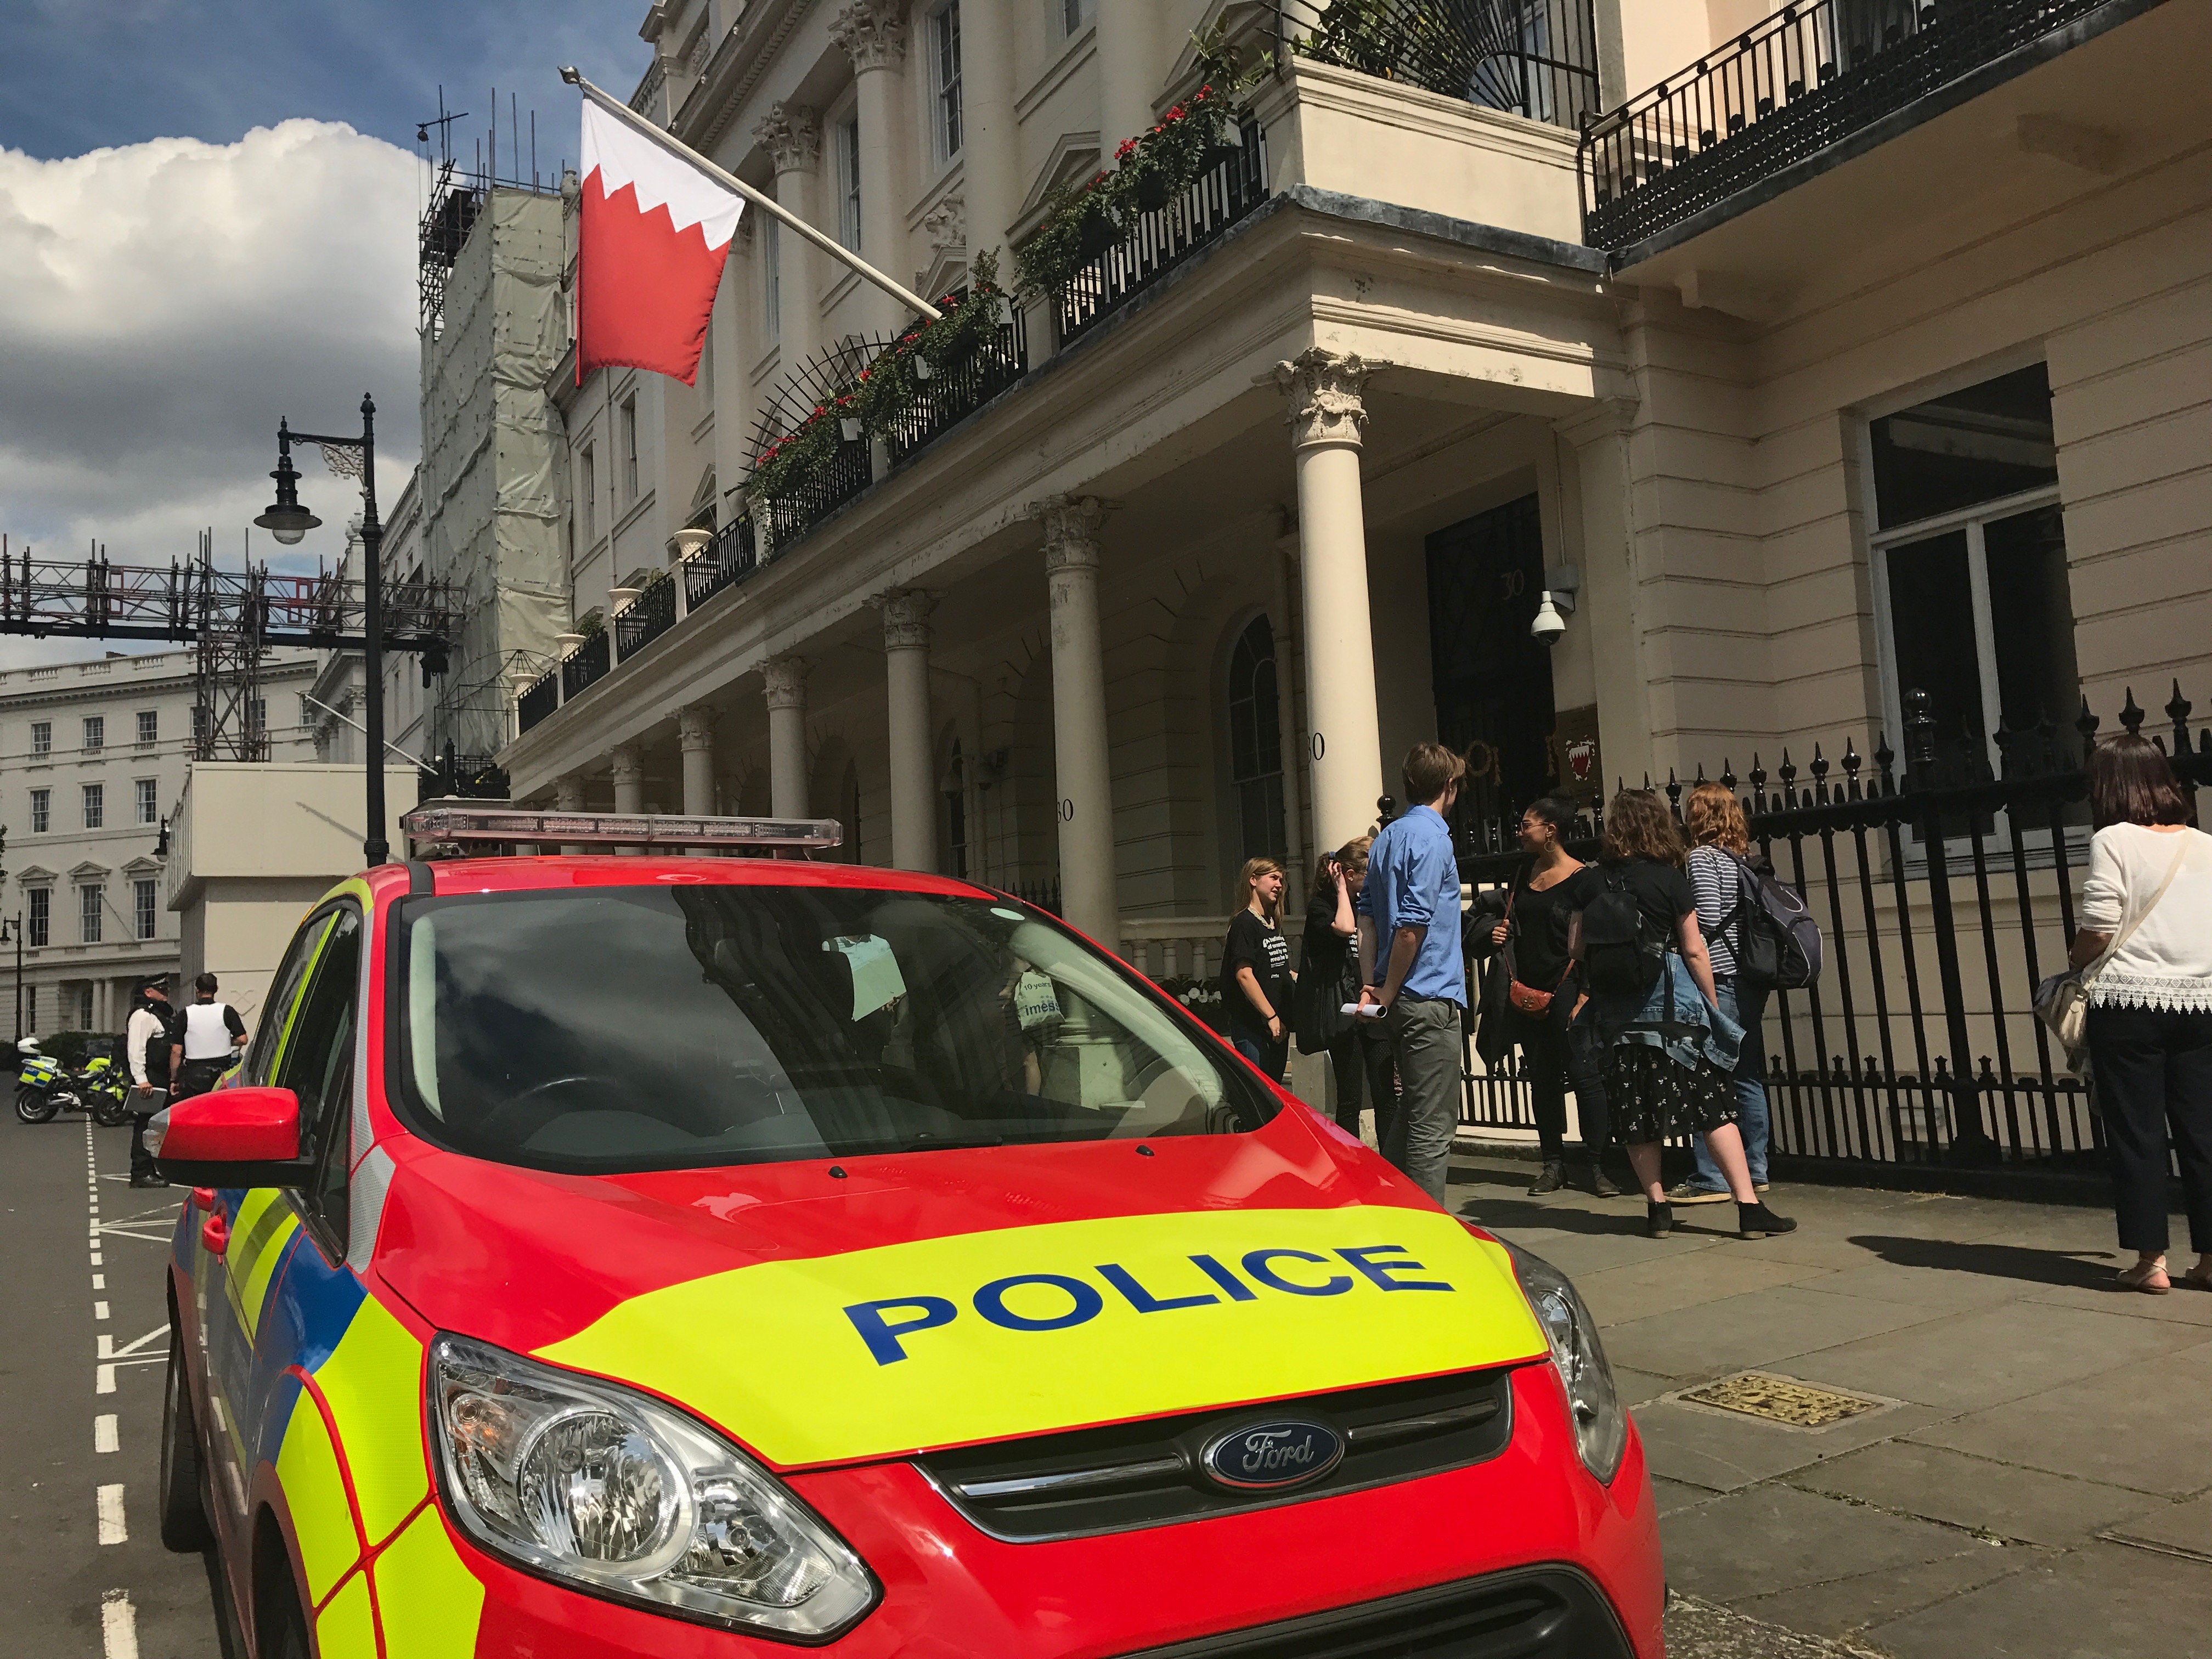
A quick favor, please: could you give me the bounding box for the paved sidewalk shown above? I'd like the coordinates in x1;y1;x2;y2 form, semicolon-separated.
1448;1149;2212;1659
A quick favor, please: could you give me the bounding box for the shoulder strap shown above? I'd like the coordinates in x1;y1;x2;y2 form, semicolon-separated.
2086;833;2193;984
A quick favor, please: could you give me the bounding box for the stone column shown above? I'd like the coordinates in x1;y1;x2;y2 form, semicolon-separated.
1268;546;1308;883
1276;349;1387;853
763;655;811;819
1095;0;1161;153
610;742;646;856
554;774;588;857
959;0;1016;267
1031;495;1118;945
831;0;910;338
754;104;822;373
678;703;718;830
1554;400;1651;794
879;589;938;871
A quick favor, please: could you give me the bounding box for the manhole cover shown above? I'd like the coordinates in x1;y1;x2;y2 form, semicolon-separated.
1677;1373;1885;1429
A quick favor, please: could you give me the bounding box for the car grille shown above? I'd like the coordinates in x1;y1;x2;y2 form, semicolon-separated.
917;1367;1517;1542
1114;1567;1634;1658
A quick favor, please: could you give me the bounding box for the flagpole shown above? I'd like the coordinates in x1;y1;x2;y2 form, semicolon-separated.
561;67;944;325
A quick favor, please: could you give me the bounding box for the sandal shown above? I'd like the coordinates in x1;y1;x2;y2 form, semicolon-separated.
2175;1264;2212;1292
2111;1260;2171;1295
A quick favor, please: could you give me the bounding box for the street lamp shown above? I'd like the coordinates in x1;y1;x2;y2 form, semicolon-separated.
253;396;389;866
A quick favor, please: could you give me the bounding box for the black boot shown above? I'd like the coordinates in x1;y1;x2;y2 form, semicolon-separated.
1584;1156;1622;1198
1646;1200;1673;1239
1736;1199;1798;1240
1527;1160;1566;1196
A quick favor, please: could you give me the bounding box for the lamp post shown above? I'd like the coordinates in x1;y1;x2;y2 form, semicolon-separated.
256;398;389;866
2;918;19;1045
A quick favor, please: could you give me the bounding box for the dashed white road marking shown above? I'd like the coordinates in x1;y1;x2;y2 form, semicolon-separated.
95;1415;119;1454
96;1484;126;1545
93;1273;105;1290
100;1589;138;1659
94;1300;110;1321
96;1325;168;1393
91;1252;103;1266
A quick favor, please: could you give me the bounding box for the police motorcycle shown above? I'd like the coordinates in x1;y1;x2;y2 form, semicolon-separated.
15;1037;132;1126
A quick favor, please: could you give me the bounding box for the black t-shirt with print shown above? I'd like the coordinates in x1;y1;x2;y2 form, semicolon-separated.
1221;909;1294;1043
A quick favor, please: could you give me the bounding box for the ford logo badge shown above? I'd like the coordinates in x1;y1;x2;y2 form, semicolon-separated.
1199;1419;1345;1492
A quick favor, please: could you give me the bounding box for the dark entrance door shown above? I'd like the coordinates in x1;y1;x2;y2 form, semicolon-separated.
1425;494;1554;848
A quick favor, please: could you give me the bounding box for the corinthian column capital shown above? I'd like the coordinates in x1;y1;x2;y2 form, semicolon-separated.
877;588;935;651
608;742;646;787
754;103;821;172
1275;349;1386;450
830;0;908;72
762;653;811;710
1028;493;1108;573
678;703;716;752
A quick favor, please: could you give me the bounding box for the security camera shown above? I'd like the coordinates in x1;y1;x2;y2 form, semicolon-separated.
1529;592;1567;646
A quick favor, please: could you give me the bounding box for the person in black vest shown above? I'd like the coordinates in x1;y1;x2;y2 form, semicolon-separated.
124;976;177;1187
1297;837;1395;1145
170;972;248;1101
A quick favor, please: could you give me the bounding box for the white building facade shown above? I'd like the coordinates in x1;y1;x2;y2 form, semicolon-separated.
0;648;320;1036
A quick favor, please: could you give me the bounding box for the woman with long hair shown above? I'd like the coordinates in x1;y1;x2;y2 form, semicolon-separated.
2070;735;2212;1292
1668;782;1774;1206
1299;838;1396;1144
1583;789;1795;1240
1221;856;1295;1082
1488;795;1616;1195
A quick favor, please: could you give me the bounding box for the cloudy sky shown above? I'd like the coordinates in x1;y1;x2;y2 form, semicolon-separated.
0;2;648;666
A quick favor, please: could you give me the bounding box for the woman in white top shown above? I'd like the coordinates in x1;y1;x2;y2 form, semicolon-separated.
2071;736;2212;1293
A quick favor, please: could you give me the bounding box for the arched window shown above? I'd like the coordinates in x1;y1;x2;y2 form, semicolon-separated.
1226;616;1285;861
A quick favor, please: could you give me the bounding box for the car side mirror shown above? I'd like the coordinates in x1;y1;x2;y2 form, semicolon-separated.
148;1086;315;1188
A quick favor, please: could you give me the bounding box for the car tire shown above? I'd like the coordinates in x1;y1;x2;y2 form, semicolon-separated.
15;1085;57;1125
158;1331;214;1552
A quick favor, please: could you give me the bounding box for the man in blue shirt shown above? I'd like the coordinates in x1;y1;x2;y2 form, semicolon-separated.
1358;743;1468;1205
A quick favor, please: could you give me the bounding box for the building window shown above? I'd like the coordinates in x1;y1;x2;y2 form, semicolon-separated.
250;698;267;736
298;695;315;729
136;778;159;826
1226;616;1285;861
1060;0;1093;35
763;215;781;340
81;783;103;830
192;704;209;744
837;112;862;251
136;709;157;744
933;3;963;160
27;889;48;948
581;445;597;541
1869;363;2073;776
79;984;93;1028
82;715;104;752
30;788;49;833
621;398;639;501
134;879;157;941
30;721;49;756
80;883;103;945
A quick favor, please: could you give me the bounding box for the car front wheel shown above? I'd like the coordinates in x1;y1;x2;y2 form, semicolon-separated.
158;1330;213;1552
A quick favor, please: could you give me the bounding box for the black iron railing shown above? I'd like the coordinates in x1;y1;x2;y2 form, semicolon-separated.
1274;0;1600;130
1003;876;1063;916
517;667;560;734
1054;122;1268;348
560;629;610;701
761;439;872;550
1582;0;2135;252
419;747;509;804
614;573;679;662
684;515;759;614
1457;682;2212;1181
883;313;1030;466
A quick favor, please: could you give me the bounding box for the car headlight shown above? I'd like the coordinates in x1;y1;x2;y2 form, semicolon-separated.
427;1335;878;1639
1506;1244;1627;1484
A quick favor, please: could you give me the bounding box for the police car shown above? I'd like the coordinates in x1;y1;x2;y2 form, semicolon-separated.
150;806;1662;1658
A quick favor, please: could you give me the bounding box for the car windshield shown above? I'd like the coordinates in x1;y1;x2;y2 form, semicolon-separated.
388;883;1276;1172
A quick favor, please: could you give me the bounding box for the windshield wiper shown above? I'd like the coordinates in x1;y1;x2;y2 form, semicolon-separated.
872;1129;1006;1154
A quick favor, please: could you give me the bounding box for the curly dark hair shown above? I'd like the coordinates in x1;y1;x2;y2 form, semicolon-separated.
1600;788;1685;868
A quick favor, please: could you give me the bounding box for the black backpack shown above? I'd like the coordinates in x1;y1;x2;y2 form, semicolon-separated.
1580;870;1666;996
1720;850;1822;994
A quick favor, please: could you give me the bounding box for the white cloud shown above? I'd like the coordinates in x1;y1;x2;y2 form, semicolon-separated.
0;119;421;666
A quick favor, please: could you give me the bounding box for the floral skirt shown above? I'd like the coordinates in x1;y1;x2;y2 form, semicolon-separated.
1606;1042;1739;1146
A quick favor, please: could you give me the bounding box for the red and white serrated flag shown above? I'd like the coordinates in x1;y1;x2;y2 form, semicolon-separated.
577;97;745;386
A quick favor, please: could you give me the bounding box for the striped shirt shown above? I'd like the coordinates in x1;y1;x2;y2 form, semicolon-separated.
1688;844;1750;979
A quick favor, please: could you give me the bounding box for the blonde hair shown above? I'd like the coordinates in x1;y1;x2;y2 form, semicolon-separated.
1238;856;1285;923
1685;782;1751;855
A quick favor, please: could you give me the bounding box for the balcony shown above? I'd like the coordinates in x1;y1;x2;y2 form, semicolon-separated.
612;569;679;662
1582;0;2164;257
1271;0;1600;134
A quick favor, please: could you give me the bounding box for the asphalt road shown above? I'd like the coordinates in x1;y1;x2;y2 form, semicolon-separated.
3;1108;229;1659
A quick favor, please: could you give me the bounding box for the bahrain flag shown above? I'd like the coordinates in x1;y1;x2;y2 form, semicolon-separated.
577;98;745;386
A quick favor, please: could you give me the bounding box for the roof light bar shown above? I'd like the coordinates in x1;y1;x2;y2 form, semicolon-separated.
402;805;844;851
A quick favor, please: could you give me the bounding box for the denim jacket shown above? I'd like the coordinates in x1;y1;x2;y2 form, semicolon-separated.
1584;952;1743;1076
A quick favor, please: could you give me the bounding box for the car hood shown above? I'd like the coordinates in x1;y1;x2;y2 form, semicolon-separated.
374;1106;1549;1469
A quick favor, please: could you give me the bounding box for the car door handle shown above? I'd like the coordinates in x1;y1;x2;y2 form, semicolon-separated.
201;1213;230;1257
190;1187;215;1212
